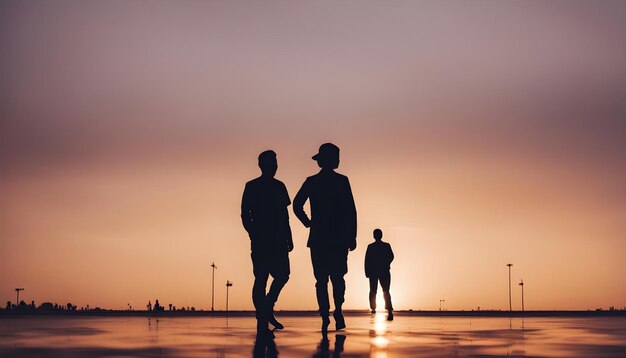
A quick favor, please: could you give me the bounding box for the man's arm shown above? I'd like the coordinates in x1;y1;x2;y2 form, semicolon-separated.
281;182;294;251
240;183;254;235
293;179;311;228
388;243;395;263
344;177;357;251
364;245;372;278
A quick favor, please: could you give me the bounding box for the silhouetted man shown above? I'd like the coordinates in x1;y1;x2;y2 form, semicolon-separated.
294;143;357;332
241;150;293;336
365;228;394;320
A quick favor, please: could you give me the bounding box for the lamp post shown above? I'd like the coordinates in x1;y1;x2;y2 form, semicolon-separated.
226;280;233;312
210;262;217;311
519;279;525;312
507;264;513;312
15;288;24;306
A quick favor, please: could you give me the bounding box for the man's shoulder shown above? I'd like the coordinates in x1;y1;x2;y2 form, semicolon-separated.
308;171;349;181
246;177;287;191
245;177;262;187
269;177;287;187
247;177;284;186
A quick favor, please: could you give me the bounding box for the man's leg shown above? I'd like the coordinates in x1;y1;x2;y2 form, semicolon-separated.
266;250;290;329
267;250;290;303
330;274;346;311
380;272;393;320
311;248;330;315
330;248;348;330
369;277;378;312
311;247;331;332
251;251;270;331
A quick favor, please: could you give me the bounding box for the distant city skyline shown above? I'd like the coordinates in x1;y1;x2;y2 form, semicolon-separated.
1;1;625;311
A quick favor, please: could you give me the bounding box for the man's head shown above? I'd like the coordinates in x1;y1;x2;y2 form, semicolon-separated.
258;150;278;177
312;143;340;169
373;228;383;241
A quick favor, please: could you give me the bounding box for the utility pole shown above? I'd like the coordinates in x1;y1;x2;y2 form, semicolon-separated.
507;263;513;311
211;262;217;311
15;288;24;306
439;299;445;311
226;280;233;313
519;279;524;312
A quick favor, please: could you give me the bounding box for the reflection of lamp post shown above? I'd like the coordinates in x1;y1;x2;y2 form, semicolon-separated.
15;288;24;306
226;280;233;312
519;279;525;312
439;299;445;311
507;264;513;311
211;262;217;311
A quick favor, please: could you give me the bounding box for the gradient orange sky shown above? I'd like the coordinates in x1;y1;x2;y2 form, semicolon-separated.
1;1;625;311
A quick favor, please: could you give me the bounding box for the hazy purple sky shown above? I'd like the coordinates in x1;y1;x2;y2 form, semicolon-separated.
1;1;625;310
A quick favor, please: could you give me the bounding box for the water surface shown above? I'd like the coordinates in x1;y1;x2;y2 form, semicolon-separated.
1;314;625;357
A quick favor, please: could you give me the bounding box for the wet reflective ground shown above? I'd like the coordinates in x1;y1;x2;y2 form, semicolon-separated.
1;313;625;357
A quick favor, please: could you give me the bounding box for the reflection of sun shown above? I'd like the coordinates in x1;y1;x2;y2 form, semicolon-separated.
374;312;387;335
372;335;389;349
371;312;389;358
376;295;386;311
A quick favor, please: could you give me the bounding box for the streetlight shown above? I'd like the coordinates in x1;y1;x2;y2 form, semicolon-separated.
439;299;445;311
210;262;217;311
507;264;513;312
519;279;525;312
15;288;24;306
226;280;233;312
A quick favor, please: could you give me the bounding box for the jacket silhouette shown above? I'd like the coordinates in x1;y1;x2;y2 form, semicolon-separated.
365;241;394;278
294;171;357;250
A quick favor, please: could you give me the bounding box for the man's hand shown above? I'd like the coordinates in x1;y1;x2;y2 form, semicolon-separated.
287;242;294;252
348;240;357;252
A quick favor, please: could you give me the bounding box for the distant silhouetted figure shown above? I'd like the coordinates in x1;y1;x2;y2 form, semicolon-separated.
365;229;394;320
294;143;357;332
153;299;163;312
147;300;152;312
242;150;293;336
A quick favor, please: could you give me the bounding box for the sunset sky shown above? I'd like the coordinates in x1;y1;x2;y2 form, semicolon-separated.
1;1;625;311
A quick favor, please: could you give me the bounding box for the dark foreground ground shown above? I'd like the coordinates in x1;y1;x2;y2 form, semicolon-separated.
2;309;625;317
1;313;625;357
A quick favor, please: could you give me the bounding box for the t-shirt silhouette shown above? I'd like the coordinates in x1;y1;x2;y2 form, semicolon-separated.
241;177;292;251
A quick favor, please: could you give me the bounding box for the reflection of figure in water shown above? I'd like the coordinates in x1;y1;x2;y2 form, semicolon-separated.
253;334;278;358
365;229;394;320
294;143;357;332
242;150;293;337
312;334;346;358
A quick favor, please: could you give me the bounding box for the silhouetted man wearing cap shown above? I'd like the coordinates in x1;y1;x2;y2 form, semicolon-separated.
294;143;357;332
242;150;293;337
